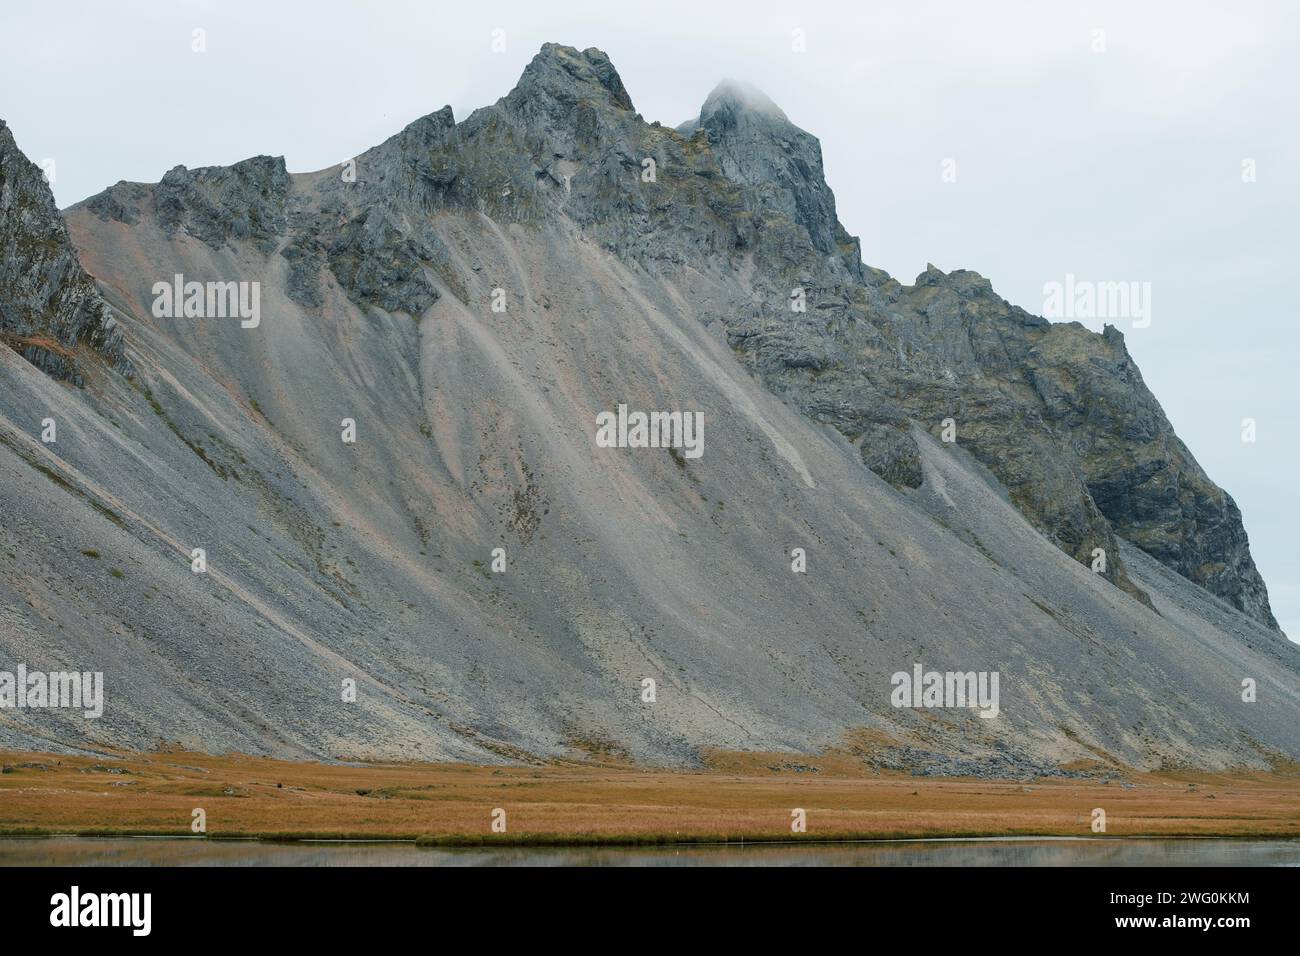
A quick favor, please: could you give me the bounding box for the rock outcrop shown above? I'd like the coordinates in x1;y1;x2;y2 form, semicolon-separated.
680;79;862;273
0;120;130;384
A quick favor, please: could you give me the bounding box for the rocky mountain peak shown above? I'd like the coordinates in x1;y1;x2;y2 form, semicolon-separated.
699;79;789;126
505;43;635;117
910;264;1004;307
682;76;848;259
383;105;457;153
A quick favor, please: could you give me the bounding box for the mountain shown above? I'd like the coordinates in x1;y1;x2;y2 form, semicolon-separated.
1;44;1295;772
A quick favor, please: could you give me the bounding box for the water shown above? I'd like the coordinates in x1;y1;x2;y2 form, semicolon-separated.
2;836;1298;866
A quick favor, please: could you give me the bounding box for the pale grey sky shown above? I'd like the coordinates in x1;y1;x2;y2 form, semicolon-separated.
3;0;1295;638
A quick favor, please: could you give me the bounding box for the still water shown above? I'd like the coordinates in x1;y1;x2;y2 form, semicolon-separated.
2;836;1298;866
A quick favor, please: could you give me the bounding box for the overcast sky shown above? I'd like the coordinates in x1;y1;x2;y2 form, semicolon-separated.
3;0;1296;638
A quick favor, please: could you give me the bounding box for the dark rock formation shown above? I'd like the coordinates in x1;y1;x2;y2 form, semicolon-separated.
0;119;130;384
668;71;1276;628
88;155;290;256
682;79;863;274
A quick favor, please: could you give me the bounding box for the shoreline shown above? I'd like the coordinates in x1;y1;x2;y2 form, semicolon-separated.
4;748;1297;844
3;831;1297;847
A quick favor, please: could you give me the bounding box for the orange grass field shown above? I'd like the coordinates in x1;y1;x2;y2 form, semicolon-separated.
1;749;1298;845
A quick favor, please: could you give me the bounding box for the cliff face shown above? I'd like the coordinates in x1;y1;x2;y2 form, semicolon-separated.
0;44;1291;767
1017;320;1277;629
0;120;130;384
724;254;1279;629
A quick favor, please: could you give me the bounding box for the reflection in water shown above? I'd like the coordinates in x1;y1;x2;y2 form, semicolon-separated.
2;836;1298;867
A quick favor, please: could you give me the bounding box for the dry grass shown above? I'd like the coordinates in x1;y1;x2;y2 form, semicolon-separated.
1;748;1297;845
1;332;75;359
